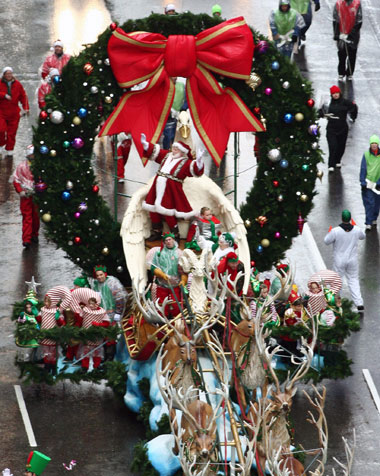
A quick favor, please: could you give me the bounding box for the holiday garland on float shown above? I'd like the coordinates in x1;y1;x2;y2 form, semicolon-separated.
31;12;323;283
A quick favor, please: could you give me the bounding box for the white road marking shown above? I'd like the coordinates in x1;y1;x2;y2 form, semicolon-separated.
14;385;37;447
362;369;380;415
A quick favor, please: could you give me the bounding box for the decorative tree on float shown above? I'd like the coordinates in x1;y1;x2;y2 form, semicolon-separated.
32;12;322;285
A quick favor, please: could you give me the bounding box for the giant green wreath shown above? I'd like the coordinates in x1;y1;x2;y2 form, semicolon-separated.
32;12;323;285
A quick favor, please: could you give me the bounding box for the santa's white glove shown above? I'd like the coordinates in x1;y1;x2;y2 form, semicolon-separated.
195;149;205;169
339;33;348;41
113;313;121;322
19;191;26;198
141;133;149;151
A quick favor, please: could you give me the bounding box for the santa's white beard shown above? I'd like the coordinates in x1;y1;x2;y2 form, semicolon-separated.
172;151;182;159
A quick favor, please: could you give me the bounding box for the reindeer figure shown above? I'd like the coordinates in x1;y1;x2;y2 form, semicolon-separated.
174;110;194;150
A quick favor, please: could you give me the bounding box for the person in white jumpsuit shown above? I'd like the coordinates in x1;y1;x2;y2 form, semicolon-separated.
324;209;365;312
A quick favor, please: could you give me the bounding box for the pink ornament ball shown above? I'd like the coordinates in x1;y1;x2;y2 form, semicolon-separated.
256;40;269;55
264;88;272;96
74;212;81;219
275;232;281;239
72;137;84;149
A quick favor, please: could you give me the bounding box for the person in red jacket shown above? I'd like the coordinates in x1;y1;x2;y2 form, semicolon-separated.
0;67;29;157
40;40;71;79
37;68;59;110
12;145;40;249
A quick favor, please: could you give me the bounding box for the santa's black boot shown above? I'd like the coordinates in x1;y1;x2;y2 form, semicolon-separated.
147;223;163;242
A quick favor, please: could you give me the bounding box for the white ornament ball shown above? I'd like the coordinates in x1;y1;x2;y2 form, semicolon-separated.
50;110;64;124
282;81;290;90
267;149;281;162
90;86;99;94
311;142;319;150
66;181;74;190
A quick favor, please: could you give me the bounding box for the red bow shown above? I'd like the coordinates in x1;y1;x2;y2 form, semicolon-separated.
99;17;264;166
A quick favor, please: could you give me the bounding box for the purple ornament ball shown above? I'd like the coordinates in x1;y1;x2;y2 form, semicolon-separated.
264;88;272;96
72;137;84;149
275;232;281;239
256;40;269;55
74;212;81;219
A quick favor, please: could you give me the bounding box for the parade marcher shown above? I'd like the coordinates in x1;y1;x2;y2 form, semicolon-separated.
41;40;71;79
185;206;221;251
333;0;362;80
164;3;177;15
116;132;132;183
151;232;187;317
37;68;59;110
319;85;358;172
0;67;29;157
360;135;380;231
269;0;305;58
324;209;365;312
88;265;128;322
290;0;320;41
162;78;186;150
217;252;244;295
141;133;205;241
12;145;40;249
211;4;222;18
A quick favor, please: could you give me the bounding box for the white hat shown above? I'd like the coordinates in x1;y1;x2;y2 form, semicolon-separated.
53;40;64;48
165;3;176;12
48;68;60;78
2;66;13;75
26;145;34;157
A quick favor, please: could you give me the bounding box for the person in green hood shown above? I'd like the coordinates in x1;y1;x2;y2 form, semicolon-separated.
270;0;306;57
360;135;380;231
290;0;320;41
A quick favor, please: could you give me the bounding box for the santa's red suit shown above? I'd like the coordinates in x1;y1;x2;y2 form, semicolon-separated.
12;157;39;245
142;142;204;229
41;52;71;79
117;135;132;179
37;81;52;110
0;78;29;152
80;305;110;370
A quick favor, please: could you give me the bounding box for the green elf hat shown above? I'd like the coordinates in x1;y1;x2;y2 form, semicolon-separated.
93;264;107;278
73;276;89;288
370;134;380;145
226;252;239;262
341;209;351;222
162;232;175;240
26;450;51;475
222;232;235;247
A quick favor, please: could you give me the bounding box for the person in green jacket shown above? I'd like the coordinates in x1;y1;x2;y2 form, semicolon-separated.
360;135;380;231
290;0;320;41
269;0;305;58
162;78;186;149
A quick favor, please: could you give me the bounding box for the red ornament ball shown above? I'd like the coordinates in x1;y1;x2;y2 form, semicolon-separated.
39;110;48;121
110;22;118;31
74;236;82;245
250;260;256;267
83;63;94;75
273;180;279;187
92;185;99;193
253;107;261;115
307;98;315;107
35;179;48;193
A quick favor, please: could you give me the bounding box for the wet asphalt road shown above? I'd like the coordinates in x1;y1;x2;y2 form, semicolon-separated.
1;0;380;474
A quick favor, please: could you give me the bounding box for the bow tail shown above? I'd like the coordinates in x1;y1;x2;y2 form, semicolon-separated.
99;68;175;165
187;66;265;167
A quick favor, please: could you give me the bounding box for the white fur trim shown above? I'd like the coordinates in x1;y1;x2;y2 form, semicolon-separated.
2;67;13;74
142;201;195;219
189;159;204;177
53;40;64;47
172;142;189;154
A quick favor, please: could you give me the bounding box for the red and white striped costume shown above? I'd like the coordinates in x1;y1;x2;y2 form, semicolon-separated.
305;269;343;316
70;288;101;315
45;286;72;314
80;305;110;369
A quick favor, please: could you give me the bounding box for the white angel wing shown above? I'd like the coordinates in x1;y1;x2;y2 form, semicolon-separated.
183;175;251;294
120;178;154;292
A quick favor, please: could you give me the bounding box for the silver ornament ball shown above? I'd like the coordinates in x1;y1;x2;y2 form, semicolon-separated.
90;86;99;94
66;181;74;190
282;81;290;90
50;110;64;124
267;149;282;162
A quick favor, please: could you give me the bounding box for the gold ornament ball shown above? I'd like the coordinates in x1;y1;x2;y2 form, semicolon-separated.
261;238;270;248
72;116;81;125
49;149;57;157
295;113;304;122
316;169;324;181
102;246;110;255
104;96;113;104
244;219;252;228
42;212;52;223
300;194;309;202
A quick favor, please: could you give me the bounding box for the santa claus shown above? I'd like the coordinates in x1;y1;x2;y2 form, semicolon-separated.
140;133;204;241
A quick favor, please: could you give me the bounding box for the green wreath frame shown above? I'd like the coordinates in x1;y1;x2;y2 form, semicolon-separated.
32;12;323;285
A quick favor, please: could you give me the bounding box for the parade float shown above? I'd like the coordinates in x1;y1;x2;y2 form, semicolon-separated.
12;11;360;475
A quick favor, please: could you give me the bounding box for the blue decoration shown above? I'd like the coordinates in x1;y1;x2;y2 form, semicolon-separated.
271;61;280;70
39;145;49;155
280;159;289;169
256;245;263;253
284;113;294;124
61;191;71;201
52;75;61;85
77;107;88;118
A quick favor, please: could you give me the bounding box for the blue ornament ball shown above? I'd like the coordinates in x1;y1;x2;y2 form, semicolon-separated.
61;191;71;201
280;159;289;169
284;113;294;124
271;61;280;71
77;107;88;118
40;145;49;154
256;245;263;253
52;75;61;85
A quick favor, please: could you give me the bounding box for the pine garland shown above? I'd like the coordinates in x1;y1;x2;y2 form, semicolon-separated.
31;12;322;284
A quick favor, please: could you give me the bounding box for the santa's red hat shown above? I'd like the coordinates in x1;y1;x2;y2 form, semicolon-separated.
172;141;193;159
